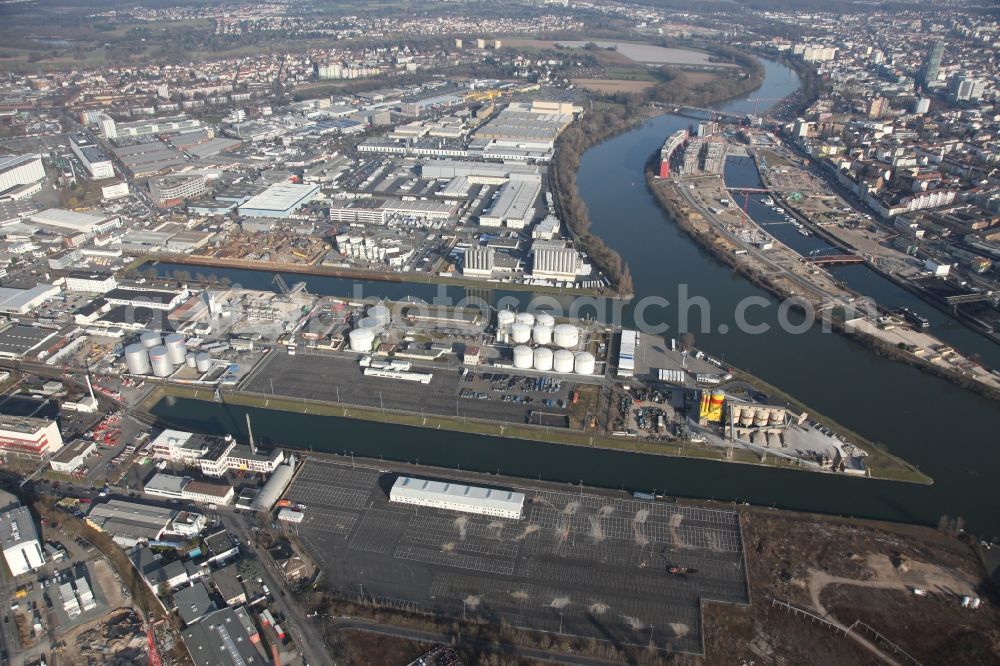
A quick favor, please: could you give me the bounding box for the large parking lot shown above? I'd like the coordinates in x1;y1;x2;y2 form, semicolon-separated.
284;459;750;655
240;351;575;426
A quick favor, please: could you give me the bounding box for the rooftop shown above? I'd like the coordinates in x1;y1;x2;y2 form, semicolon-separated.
0;505;38;550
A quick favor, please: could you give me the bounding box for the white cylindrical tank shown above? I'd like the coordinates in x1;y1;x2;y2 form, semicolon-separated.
140;331;161;349
509;322;531;344
496;310;516;332
553;349;575;373
536;313;555;328
195;352;212;373
533;347;553;371
349;327;376;352
532;324;553;346
574;351;596;375
368;304;391;327
356;316;381;330
164;333;187;365
513;345;533;369
148;346;173;378
124;343;150;375
553;324;579;349
515;312;535;327
185;353;197;368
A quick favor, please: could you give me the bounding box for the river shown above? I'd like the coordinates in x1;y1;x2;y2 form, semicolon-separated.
149;58;1000;535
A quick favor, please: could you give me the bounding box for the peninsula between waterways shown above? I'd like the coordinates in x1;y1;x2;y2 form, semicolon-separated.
143;55;1000;535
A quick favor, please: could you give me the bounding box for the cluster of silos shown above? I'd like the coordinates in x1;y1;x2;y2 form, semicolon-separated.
497;310;592;374
349;304;392;352
734;405;786;428
123;331;192;377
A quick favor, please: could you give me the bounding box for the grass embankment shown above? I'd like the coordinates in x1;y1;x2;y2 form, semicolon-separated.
138;381;929;483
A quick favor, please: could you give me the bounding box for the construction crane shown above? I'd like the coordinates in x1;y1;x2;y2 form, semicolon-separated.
273;274;291;295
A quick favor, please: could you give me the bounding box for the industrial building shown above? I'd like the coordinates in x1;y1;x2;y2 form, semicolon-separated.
0;505;44;576
389;475;525;519
181;606;265;666
463;246;496;277
531;246;578;281
0;414;63;459
479;176;540;229
85;499;178;547
0;154;44;195
105;286;187;311
239;182;320;218
106;114;202;139
28;208;121;237
70;133;114;179
0;284;61;316
420;159;540;184
249;458;296;512
65;270;117;293
143;471;233;505
49;438;97;473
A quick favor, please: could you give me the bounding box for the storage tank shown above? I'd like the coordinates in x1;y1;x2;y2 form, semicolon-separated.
124;343;150;375
553;349;575;373
164;333;187;365
139;331;162;349
533;347;553;371
185;353;197;368
574;351;596;375
195;352;212;373
553;324;579;349
532;324;553;346
349;327;376;352
356;316;381;330
509;322;531;344
515;312;535;327
753;409;768;427
739;406;753;427
368;304;391;327
768;410;783;426
148;346;173;378
513;345;533;369
536;313;555;328
496;310;516;332
710;390;725;415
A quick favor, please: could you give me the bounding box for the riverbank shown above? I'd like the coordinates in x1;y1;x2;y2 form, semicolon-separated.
126;255;619;299
138;372;929;483
645;165;1000;402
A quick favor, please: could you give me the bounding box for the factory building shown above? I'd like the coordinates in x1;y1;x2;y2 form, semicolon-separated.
390;476;524;519
85;499;178;547
65;270;117;294
69;134;114;180
420;159;540;184
0;414;63;459
531;246;578;281
181;606;265;666
0;284;61;315
238;183;320;218
107;115;201;139
144;473;235;505
105;286;187;311
149;173;208;206
478;175;540;229
0;154;44;195
0;505;44;576
28;208;122;238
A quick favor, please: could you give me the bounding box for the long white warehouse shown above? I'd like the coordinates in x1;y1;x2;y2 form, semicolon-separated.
389;476;524;519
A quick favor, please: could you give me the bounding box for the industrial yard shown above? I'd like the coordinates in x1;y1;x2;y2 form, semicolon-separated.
282;458;750;655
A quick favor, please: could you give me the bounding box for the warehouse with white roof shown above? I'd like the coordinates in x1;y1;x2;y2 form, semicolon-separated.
239;182;319;217
389;476;524;519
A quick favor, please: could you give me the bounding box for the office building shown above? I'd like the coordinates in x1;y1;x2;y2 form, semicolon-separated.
924;41;944;86
70;134;114;180
0;414;63;459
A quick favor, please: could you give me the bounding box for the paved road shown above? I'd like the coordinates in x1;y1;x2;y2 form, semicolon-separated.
224;511;334;666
